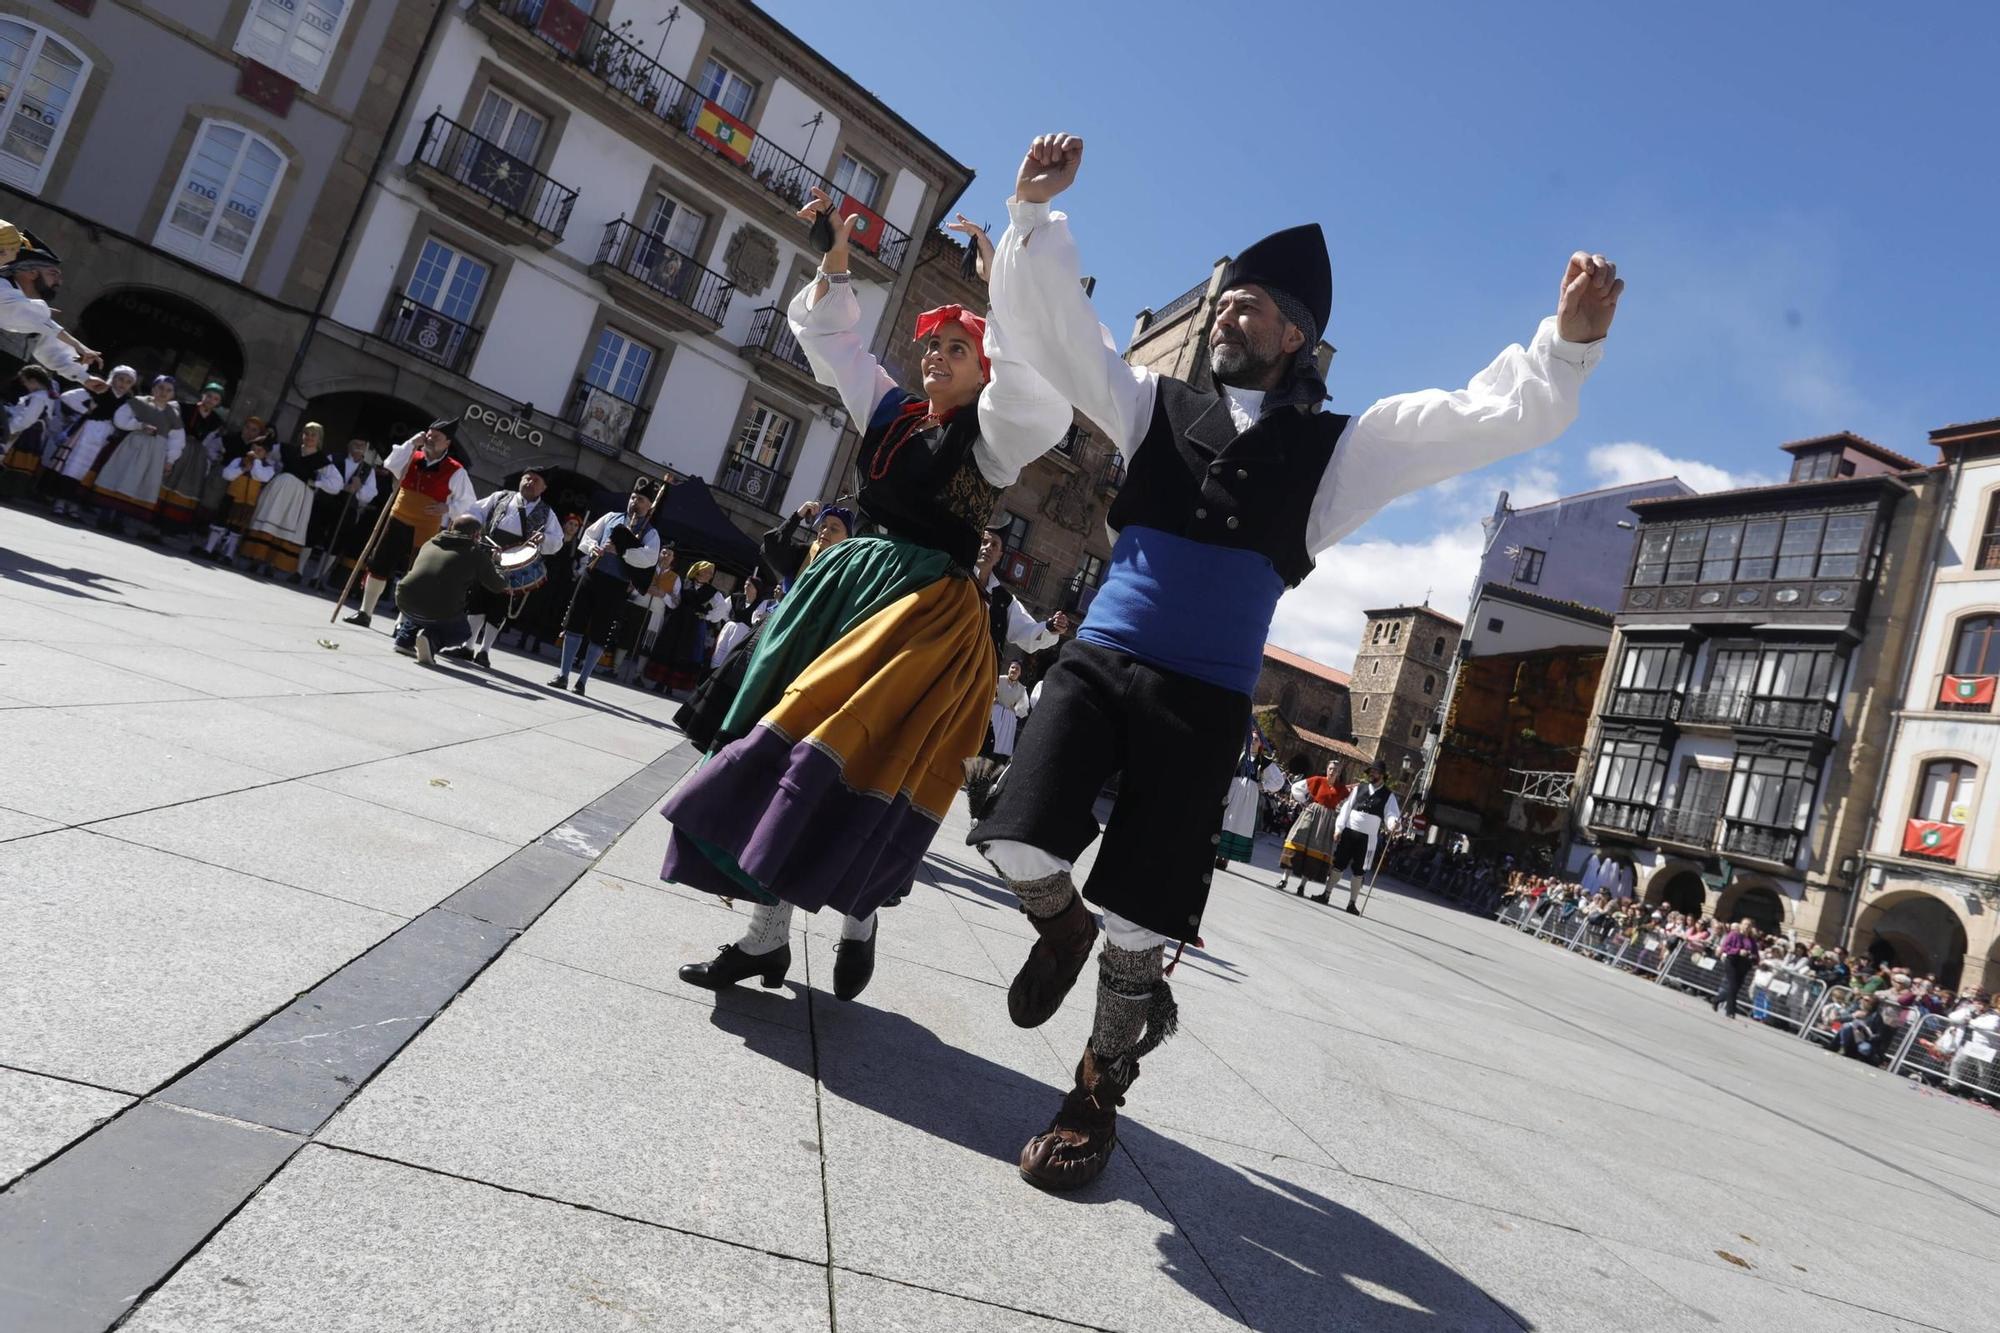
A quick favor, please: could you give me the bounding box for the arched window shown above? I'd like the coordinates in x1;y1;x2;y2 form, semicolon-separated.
0;20;92;193
1360;696;1371;713
1913;759;1976;825
155;120;287;280
1389;624;1402;644
1276;682;1298;716
1423;674;1436;695
1951;614;2000;677
1433;636;1446;656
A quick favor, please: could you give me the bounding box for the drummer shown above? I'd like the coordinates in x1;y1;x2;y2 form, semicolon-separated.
454;467;564;668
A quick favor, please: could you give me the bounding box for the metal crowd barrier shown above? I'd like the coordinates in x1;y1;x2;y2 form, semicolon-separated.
1569;913;1627;964
1746;968;1830;1035
1612;930;1676;980
1659;944;1724;1001
1496;898;1535;930
1887;1015;2000;1103
1800;985;1854;1044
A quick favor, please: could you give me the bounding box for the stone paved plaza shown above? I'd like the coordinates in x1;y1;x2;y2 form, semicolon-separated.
2;506;1997;1332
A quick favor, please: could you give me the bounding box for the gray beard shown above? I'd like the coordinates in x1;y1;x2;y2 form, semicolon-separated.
1209;342;1281;388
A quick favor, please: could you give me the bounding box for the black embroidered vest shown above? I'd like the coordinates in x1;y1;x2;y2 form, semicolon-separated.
854;392;998;570
1106;378;1349;587
1353;783;1395;818
987;582;1014;660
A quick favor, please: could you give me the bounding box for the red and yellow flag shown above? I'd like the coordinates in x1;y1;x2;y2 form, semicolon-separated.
836;194;886;255
693;101;755;166
1903;820;1964;861
1939;674;1997;707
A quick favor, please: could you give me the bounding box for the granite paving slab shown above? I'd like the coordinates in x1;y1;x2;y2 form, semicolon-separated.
0;1069;131;1187
0;830;403;1090
831;1270;1095;1332
0;806;60;842
0;640;208;707
3;707;280;824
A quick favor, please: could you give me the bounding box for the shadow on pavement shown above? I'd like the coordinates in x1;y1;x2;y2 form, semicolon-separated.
0;544;143;603
712;999;1525;1331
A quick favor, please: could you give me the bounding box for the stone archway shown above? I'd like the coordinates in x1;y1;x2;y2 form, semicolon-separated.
79;287;246;396
1716;880;1785;933
1855;890;1970;986
1647;866;1707;916
302;391;430;463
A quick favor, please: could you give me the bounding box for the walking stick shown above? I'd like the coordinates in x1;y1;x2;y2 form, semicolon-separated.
1357;831;1393;916
314;487;359;587
330;479;398;624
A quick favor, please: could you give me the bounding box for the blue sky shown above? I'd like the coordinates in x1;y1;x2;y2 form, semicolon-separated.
764;0;1999;667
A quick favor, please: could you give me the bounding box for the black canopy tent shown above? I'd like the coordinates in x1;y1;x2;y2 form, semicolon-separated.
570;475;761;577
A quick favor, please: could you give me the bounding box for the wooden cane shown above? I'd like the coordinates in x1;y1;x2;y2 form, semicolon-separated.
313;487;359;587
330;473;398;623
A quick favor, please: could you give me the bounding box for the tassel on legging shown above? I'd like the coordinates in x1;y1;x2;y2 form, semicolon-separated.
1090;941;1178;1073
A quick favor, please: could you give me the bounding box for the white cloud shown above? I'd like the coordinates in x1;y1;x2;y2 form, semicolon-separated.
1269;527;1483;672
1585;441;1781;494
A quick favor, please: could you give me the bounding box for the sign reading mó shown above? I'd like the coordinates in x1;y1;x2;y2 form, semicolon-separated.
464;402;545;450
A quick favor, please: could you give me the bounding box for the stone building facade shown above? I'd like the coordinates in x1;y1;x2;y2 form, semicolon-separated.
1348;605;1463;784
0;0;447;418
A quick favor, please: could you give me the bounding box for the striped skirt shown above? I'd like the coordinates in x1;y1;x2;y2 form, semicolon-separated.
660;534;989;917
240;473;313;572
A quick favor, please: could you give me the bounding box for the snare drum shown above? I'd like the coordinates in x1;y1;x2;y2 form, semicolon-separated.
498;544;548;596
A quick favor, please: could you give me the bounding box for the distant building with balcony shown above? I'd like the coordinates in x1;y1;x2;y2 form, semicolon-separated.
289;0;974;552
1854;416;2000;990
1574;431;1940;944
0;2;443;414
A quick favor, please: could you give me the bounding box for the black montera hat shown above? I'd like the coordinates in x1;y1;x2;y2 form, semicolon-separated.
630;477;662;502
1219;223;1332;337
427;415;461;441
5;226;62;273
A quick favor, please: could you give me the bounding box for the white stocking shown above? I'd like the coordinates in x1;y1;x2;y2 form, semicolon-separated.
736;900;794;955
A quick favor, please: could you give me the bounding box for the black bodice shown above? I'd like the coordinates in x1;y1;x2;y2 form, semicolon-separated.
853;391;999;570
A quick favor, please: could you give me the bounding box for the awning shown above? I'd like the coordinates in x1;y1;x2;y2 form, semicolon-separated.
650;475;761;573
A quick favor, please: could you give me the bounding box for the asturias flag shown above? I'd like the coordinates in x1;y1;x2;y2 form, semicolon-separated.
1903;819;1965;860
693;101;755;166
836;195;886;255
1939;674;1997;707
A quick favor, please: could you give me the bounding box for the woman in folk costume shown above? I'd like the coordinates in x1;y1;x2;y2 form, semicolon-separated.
94;374;187;534
665;189;1069;1002
648;559;727;695
241;421;334;578
159;382;228;532
48;365;135;519
2;365;61;488
1217;734;1283;871
1275;760;1349;896
990;660;1032;759
202;439;277;562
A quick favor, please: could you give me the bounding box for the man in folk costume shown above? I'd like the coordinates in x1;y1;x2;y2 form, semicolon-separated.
663;188;1070;1004
974;133;1623;1190
449;467;564;667
550;478;663;695
306;438;381;587
1328;761;1401;914
1218;734;1283;872
344;417;477;627
0;227;97;388
1276;759;1349;897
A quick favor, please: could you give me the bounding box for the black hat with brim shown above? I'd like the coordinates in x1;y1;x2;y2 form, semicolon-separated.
1219;223;1331;337
427;415;461;441
4;226;62;274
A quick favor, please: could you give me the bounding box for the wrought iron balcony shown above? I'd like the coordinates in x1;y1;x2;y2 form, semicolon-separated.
1744;696;1834;735
718;452;790;510
379;295;481;374
1680;688;1749;726
410;112;576;245
1653;806;1721;848
1606;687;1675;722
1721;820;1802;865
566;376;649;457
996;546;1045;598
477;0;913;269
741;305;814;378
591;220;733;330
1588;796;1653;837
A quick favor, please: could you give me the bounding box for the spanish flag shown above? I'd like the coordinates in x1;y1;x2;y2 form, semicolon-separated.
836;195;886;255
693;100;755;166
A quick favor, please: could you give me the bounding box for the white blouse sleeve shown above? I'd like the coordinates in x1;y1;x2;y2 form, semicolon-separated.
973;309;1076;487
113;402;144;432
446;467;478;518
537;507;564;555
1305;317;1604;555
988;199;1158;459
786;279;899;428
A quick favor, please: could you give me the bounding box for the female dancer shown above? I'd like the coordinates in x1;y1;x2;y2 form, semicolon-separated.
1275;760;1349;897
667;196;1068;1001
49;365;134;519
241;421;332;578
94;374;186;535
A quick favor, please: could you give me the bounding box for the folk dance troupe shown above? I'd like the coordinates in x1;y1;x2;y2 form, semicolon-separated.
1;118;1622;1196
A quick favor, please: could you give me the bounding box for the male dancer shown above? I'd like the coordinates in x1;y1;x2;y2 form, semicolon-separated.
550;478;662;695
453;467;563;666
1327;761;1400;913
344;418;476;628
975;133;1622;1190
0;229;97;385
307;438;380;586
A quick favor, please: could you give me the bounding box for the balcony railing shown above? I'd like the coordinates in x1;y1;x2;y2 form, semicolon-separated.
996;546;1044;598
1056;423;1087;459
566;376;649;456
413;112;577;240
480;0;912;268
1653;806;1721;848
1745;696;1834;735
1680;688;1749;726
1607;687;1675;721
595;220;733;324
718;452;790;509
380;294;481;373
1721;820;1802;865
1589;796;1653;837
1097;450;1126;495
742;305;812;376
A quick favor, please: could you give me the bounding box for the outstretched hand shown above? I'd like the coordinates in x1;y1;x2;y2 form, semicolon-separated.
945;214;994;280
1557;252;1623;344
1015;134;1083;205
794;186;858;273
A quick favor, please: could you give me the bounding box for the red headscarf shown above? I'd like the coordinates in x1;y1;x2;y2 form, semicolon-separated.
913;304;990;379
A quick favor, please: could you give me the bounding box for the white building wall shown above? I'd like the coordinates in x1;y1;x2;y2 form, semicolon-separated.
882;166;926;235
471;264;596;408
330;191;422;331
1469;598;1611;656
761;78;839;175
1873;717;2000;869
640;348;746;475
604;0;705;82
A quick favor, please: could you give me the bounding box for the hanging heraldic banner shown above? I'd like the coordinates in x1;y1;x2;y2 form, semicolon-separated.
1939;674;1997;708
1902;820;1964;861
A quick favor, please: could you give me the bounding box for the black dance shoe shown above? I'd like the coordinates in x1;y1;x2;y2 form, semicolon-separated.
343;611;371;628
472;649;492;669
679;943;791;991
571;678;587;696
832;924;877;1001
1310;891;1331;904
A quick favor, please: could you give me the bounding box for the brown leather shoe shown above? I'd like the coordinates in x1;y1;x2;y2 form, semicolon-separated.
1008;893;1098;1028
1020;1049;1138;1191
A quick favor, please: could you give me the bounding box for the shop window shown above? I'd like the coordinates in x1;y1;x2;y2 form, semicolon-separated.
235;0;351;93
155;120;287;281
0;20;90;193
